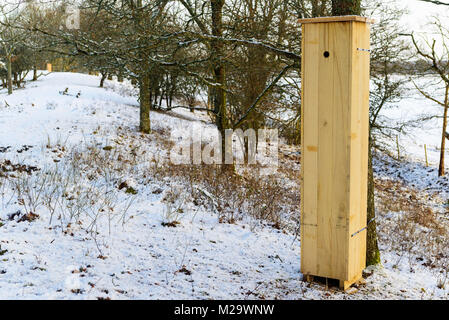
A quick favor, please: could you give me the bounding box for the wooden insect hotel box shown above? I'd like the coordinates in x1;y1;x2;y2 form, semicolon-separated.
299;16;373;289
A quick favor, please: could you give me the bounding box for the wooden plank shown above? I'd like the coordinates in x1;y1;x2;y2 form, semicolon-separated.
329;21;351;280
298;16;375;24
316;21;334;278
347;21;360;281
340;271;362;290
359;21;370;276
347;21;370;280
300;24;305;276
301;23;320;276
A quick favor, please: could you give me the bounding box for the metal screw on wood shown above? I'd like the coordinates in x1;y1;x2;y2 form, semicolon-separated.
351;218;376;238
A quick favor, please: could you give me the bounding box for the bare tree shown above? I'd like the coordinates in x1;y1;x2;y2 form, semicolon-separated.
19;0;173;134
178;0;301;166
411;19;449;176
0;2;29;94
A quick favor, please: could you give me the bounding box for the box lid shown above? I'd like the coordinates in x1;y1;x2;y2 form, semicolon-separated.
298;15;374;24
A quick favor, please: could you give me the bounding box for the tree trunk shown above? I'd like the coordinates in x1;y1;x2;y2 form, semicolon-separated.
99;73;107;88
366;137;381;265
332;0;361;15
210;0;230;168
33;66;37;81
7;56;12;95
438;86;449;177
135;0;149;135
312;0;328;16
312;0;320;17
139;62;151;134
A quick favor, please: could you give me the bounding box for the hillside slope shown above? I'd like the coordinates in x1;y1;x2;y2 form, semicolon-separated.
0;72;447;299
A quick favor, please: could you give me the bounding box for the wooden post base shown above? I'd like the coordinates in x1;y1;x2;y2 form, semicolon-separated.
340;273;364;290
339;280;353;291
303;273;364;291
304;274;314;283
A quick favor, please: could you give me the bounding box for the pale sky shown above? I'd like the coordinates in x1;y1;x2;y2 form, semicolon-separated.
400;0;449;35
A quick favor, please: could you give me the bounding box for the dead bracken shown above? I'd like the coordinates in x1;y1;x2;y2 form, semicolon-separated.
0;160;39;176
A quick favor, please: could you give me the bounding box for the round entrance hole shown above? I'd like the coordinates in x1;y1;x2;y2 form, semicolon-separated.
323;51;330;58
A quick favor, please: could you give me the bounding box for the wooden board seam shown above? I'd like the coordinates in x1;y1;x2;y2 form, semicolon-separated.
298;16;375;24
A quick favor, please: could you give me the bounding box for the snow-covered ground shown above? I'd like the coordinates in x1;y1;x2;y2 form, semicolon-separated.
0;72;448;299
379;76;448;167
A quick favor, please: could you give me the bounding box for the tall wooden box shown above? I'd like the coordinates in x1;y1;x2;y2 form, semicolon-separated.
299;16;372;289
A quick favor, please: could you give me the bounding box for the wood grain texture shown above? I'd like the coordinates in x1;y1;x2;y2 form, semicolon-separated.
301;20;370;288
347;21;370;280
298;16;375;24
300;23;319;275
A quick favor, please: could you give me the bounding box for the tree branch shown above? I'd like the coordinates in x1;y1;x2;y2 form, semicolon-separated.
419;0;449;5
233;63;294;129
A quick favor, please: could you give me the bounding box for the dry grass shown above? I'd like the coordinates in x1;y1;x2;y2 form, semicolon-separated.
375;178;449;276
1;128;143;235
376;179;444;231
153;162;300;230
9;116;449;283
